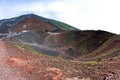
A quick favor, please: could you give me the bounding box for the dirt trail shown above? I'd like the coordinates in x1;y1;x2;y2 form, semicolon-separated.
0;41;26;80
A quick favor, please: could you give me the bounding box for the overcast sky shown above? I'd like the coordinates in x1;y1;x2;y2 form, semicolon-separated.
0;0;120;34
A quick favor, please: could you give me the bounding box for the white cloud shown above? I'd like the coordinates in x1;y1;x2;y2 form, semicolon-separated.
46;0;120;34
0;0;120;34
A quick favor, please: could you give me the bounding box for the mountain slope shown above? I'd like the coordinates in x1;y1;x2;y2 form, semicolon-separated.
0;14;78;33
0;14;119;60
0;14;120;80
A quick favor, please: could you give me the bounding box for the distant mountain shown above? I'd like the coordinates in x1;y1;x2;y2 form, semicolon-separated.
0;14;78;33
0;14;120;80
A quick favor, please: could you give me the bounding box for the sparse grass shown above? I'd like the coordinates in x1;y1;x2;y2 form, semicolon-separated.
92;46;120;60
80;61;98;65
13;42;35;53
91;35;119;55
48;20;78;31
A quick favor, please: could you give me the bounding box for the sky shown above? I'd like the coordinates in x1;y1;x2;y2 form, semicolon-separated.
0;0;120;34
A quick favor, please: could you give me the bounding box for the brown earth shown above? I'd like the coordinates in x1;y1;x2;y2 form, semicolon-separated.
0;40;120;80
12;17;57;33
0;41;65;80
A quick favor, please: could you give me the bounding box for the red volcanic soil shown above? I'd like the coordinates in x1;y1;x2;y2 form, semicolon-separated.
0;40;120;80
0;41;65;80
12;17;57;32
97;40;120;54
